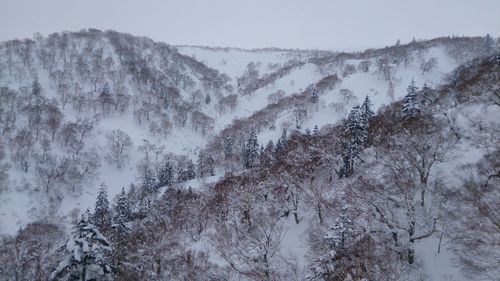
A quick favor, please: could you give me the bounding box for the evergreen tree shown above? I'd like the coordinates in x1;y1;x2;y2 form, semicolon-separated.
112;188;132;240
258;144;265;164
338;105;366;178
484;34;495;53
31;75;42;96
142;170;158;194
186;160;196;180
99;83;114;116
197;152;205;178
275;128;287;154
50;212;115;281
402;79;420;118
224;137;234;161
346;105;365;151
126;183;138;213
177;160;196;182
275;139;282;154
244;129;259;169
419;83;433;107
205;93;211;104
326;208;354;254
260;140;275;166
157;161;174;187
197;153;214;178
280;128;287;147
360;95;374;144
309;84;319;104
305;128;311;138
313;125;320;141
92;183;111;231
206;155;215;176
360;95;374;126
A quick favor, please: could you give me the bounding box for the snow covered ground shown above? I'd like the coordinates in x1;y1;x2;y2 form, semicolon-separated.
1;35;493;280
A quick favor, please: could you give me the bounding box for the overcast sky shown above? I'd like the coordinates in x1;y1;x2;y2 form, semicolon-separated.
0;0;499;50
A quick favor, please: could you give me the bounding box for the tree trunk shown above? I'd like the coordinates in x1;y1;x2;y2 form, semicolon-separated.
408;245;415;264
317;205;323;224
293;211;300;224
81;263;87;281
420;188;425;207
408;220;416;264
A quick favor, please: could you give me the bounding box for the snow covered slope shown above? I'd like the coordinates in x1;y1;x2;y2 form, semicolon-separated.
0;31;492;235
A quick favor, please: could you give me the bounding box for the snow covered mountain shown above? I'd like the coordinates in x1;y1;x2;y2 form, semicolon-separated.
0;30;498;280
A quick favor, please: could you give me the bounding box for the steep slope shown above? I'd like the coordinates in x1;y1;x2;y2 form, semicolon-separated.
0;31;494;235
0;30;498;281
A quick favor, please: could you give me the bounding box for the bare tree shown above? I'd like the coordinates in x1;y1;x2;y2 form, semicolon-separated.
104;129;133;168
445;150;500;280
212;212;286;281
420;57;438;74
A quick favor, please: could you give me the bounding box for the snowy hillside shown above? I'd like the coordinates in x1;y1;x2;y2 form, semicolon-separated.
0;30;498;281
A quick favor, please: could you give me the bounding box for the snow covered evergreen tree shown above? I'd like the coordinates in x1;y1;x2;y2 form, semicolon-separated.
244;129;259;169
309;84;319;104
419;83;433;108
360;96;374;126
338;105;366;178
360;95;374;145
186;160;196;180
112;188;132;241
157;161;174;187
312;124;319;137
275;128;287;154
305;128;312;138
280;128;287;147
92;183;111;231
197;152;205;178
223;137;234;161
141;170;158;195
402;79;421;118
260;140;275;166
197;152;215;178
31;75;42;96
327;209;354;254
50;212;115;281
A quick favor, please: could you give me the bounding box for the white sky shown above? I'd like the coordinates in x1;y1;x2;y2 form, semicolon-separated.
0;0;499;50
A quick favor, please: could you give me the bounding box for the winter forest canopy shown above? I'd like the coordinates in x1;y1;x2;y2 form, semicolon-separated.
0;27;498;281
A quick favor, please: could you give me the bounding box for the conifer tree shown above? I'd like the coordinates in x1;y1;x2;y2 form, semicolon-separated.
197;153;214;177
112;188;132;241
31;75;42;96
275;128;287;154
50;212;115;281
360;95;374;126
280;128;287;147
305;128;311;138
338;105;366;178
313;125;320;141
309;84;319;104
360;95;374;145
402;79;420;118
142;170;158;195
206;155;215;176
197;152;205;178
224;137;234;161
157;161;174;187
244;129;259;169
92;183;111;231
419;83;433;108
260;140;275;166
186;160;196;180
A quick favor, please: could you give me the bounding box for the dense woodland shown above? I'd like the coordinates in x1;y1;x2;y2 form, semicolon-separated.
0;30;498;281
